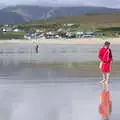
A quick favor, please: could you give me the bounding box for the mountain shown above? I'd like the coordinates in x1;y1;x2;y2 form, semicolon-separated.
1;5;52;20
1;5;120;24
0;11;27;25
36;13;120;27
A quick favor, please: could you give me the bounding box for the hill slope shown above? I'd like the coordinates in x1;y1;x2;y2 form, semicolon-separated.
0;11;27;25
2;5;120;21
24;13;120;34
28;13;120;26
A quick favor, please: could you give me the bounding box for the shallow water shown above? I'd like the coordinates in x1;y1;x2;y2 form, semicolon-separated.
0;44;119;63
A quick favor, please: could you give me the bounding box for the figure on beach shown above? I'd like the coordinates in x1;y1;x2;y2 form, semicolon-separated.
99;83;112;120
98;41;113;84
35;44;39;53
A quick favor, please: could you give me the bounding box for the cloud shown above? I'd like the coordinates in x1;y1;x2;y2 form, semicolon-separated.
1;0;120;8
34;0;120;8
0;0;37;5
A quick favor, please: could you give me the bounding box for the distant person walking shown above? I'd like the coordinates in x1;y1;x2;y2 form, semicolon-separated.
98;41;113;84
35;44;39;53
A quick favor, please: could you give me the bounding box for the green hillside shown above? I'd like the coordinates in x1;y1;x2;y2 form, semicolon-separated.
28;13;120;27
2;11;120;39
18;13;120;34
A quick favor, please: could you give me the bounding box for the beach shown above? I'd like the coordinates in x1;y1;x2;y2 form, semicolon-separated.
0;42;119;77
0;39;119;120
0;38;120;44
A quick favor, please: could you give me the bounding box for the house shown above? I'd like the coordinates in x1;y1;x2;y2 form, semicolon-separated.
54;35;62;39
4;24;9;27
66;32;76;38
36;29;40;33
81;34;96;38
2;24;13;32
81;31;96;38
2;27;12;32
66;32;72;37
2;28;6;32
57;28;65;32
63;24;74;27
24;35;31;40
76;31;84;38
13;28;23;32
46;31;55;35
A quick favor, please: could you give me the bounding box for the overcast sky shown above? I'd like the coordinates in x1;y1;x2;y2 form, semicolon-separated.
0;0;120;8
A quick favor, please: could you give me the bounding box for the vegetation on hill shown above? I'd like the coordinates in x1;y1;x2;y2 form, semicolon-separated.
16;13;120;37
0;32;25;39
28;13;120;27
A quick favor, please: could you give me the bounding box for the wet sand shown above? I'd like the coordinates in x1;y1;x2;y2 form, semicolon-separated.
0;44;120;63
0;61;119;82
0;78;119;120
0;43;119;77
0;42;119;120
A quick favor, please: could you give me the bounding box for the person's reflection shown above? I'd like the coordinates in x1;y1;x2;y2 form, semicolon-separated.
99;83;112;120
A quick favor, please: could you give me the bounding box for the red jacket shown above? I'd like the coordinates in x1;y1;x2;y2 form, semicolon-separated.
98;47;112;63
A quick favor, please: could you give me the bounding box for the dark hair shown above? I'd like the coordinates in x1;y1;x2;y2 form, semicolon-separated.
104;41;110;46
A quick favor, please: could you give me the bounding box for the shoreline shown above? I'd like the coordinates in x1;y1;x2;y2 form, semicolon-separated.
0;38;120;44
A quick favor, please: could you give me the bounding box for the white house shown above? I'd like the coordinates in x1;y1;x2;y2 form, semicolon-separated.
13;28;21;32
46;31;55;35
24;35;31;40
63;24;74;27
2;28;6;32
67;24;74;27
76;31;84;38
2;27;12;32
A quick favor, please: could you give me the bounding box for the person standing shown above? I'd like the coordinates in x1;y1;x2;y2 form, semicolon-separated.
98;41;113;84
35;44;39;53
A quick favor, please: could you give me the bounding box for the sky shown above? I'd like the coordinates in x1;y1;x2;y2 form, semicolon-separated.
0;0;120;8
